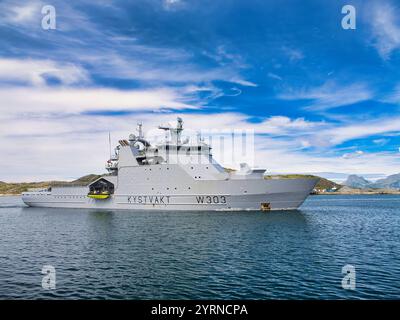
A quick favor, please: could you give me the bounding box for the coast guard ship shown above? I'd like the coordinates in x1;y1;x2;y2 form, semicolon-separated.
22;118;317;211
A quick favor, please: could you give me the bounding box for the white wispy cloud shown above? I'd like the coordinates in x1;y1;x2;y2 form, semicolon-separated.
367;2;400;59
267;72;282;81
342;150;364;159
384;83;400;103
0;86;195;116
279;81;373;111
282;46;304;62
1;1;399;181
253;116;324;136
1;111;399;181
88;52;255;85
0;1;42;26
256;148;400;177
294;114;400;151
373;138;390;146
322;116;400;146
1;1;255;87
0;58;89;86
163;0;185;11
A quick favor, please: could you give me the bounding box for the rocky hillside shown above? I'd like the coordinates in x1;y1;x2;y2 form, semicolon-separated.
0;174;102;195
335;186;400;195
344;173;400;190
370;173;400;189
344;175;371;188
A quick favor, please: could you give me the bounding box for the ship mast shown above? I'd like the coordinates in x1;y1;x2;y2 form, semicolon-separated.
158;117;183;145
137;122;144;139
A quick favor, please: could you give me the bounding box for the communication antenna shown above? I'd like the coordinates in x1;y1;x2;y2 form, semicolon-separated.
108;131;112;159
196;131;201;144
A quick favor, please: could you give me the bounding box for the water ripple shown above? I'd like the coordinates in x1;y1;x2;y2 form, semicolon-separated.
0;195;400;299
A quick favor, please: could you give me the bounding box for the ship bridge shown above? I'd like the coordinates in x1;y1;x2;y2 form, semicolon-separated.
109;118;216;168
105;117;264;190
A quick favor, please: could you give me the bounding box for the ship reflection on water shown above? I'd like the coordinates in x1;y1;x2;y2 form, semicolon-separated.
4;195;400;299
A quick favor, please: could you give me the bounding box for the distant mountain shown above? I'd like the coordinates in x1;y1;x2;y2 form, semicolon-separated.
344;173;400;190
344;175;371;189
369;174;400;189
336;186;400;194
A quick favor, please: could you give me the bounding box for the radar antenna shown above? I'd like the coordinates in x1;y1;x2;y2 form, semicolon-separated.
158;117;184;145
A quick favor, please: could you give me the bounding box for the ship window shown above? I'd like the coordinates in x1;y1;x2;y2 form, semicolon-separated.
198;146;201;151
206;166;209;169
191;166;194;169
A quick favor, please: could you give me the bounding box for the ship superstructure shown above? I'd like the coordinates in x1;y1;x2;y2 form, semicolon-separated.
22;118;317;211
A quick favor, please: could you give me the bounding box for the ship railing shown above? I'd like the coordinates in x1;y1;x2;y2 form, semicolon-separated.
27;187;50;192
51;183;89;188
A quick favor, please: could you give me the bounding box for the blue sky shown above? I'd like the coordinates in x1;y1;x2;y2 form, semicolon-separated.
0;0;400;181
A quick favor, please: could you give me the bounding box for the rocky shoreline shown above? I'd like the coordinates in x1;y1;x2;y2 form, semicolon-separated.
313;187;400;195
312;188;400;196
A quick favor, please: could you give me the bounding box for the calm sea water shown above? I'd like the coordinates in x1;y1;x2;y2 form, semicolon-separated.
0;195;399;299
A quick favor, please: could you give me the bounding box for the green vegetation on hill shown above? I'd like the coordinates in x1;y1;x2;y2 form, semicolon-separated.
52;174;102;186
0;181;57;195
72;174;102;184
0;174;103;195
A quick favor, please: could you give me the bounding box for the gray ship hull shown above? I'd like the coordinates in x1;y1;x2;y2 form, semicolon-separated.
22;178;317;211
